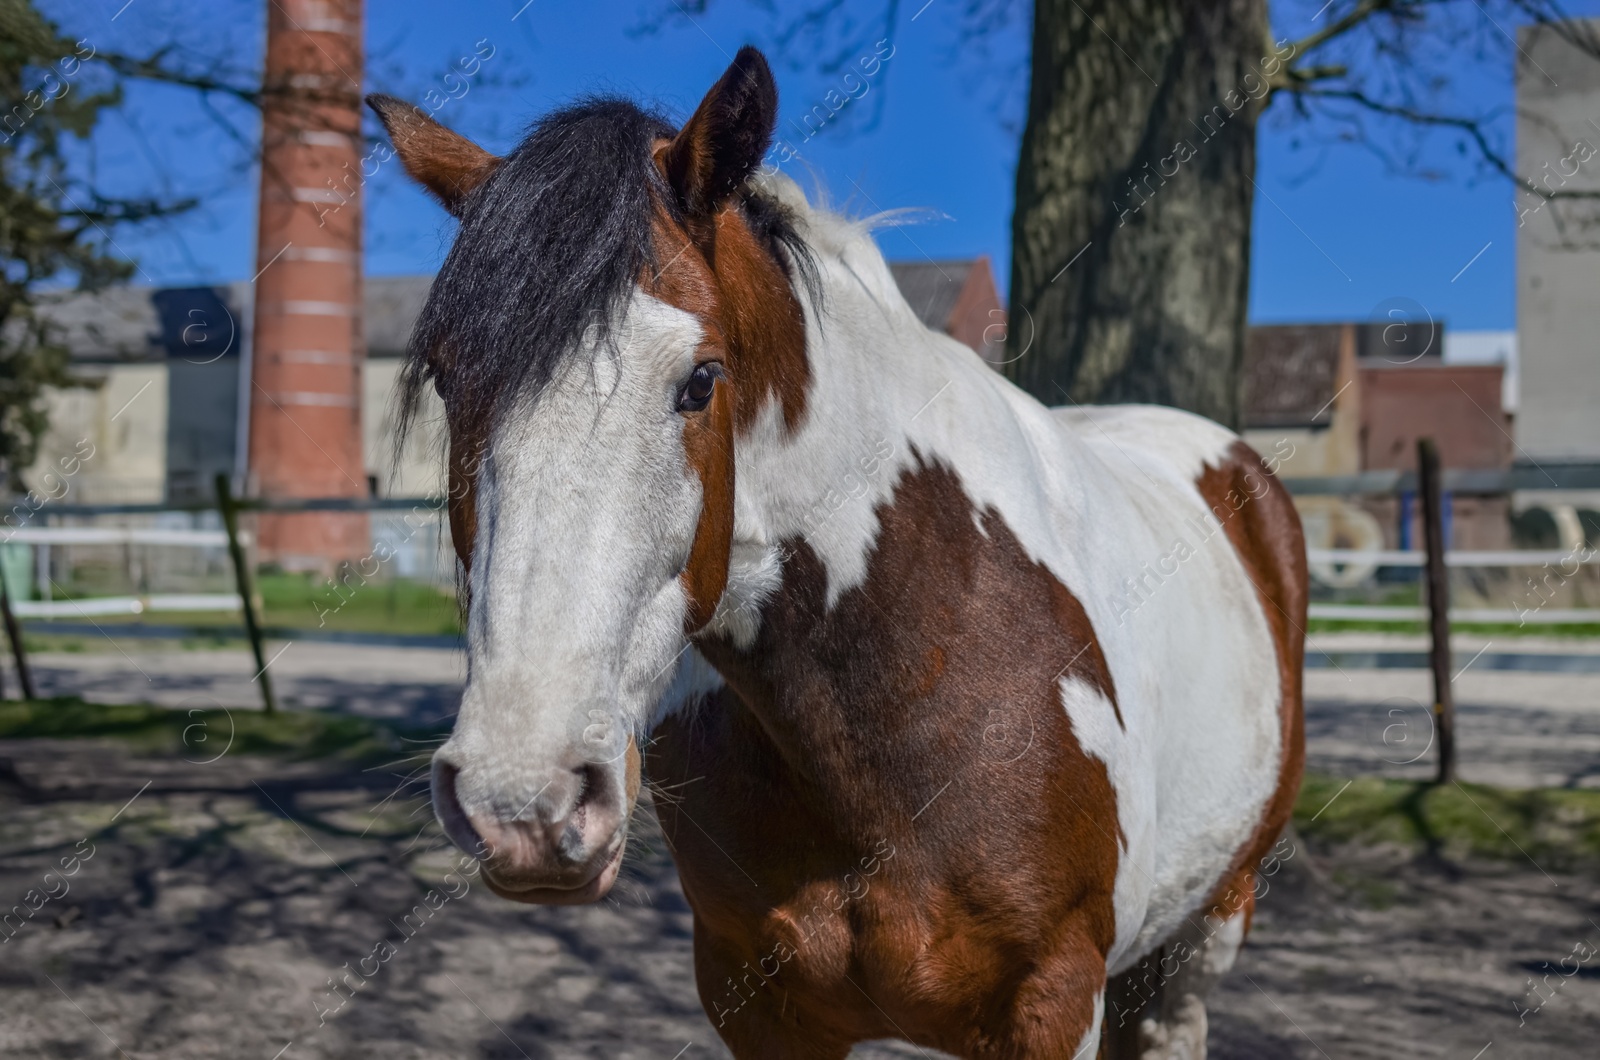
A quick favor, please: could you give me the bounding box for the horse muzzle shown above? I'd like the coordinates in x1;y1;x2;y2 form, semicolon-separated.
431;741;639;905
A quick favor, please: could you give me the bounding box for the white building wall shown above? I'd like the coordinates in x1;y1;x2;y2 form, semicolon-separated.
1516;23;1600;462
363;354;446;497
25;364;169;505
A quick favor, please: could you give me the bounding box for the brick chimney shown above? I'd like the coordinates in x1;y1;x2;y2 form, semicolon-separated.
248;0;367;571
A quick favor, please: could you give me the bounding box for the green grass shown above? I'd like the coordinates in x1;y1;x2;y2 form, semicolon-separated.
0;698;447;762
1307;618;1600;637
31;573;462;639
1295;773;1600;871
21;632;245;654
255;573;461;635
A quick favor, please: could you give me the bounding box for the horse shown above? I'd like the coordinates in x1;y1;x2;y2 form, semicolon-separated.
370;45;1305;1060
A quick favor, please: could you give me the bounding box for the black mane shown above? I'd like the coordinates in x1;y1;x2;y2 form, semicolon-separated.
398;96;816;454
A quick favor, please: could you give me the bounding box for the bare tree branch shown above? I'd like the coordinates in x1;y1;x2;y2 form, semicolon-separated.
1266;0;1600;206
1293;85;1600;202
1276;0;1412;70
95;49;261;105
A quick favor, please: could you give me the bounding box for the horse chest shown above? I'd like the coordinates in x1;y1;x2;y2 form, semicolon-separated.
650;688;1119;1051
648;464;1131;1046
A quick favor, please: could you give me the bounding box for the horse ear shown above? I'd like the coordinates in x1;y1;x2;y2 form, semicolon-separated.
659;46;778;216
367;94;500;216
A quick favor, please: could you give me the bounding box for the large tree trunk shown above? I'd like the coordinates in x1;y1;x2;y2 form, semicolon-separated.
1006;0;1271;428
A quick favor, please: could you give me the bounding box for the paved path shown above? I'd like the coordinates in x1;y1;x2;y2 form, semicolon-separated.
1304;632;1600;788
0;737;937;1059
29;640;467;728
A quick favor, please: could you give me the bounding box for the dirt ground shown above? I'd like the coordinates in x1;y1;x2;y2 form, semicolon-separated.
1;726;1597;1059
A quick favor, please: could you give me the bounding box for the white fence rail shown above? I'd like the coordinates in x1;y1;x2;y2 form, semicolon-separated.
1309;604;1598;625
13;593;242;619
1306;547;1600;625
1306;548;1600;568
8;530;1599;625
8;526;244;619
5;527;238;547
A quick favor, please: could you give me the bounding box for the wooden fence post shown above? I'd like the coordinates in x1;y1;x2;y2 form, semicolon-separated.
1417;438;1455;784
0;573;32;699
215;474;276;715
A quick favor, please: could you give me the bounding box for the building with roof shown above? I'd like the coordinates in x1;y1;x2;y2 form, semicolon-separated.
1238;323;1361;479
1239;321;1514;555
26;257;1005;521
886;257;1006;366
25;284;247;507
30;263;1549;581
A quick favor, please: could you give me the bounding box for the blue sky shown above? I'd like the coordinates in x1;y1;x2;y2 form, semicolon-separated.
51;0;1586;331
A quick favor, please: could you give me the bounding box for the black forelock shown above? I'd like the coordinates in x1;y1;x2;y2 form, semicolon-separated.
396;95;820;460
399;97;674;447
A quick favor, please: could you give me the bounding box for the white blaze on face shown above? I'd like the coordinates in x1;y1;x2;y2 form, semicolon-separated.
440;290;709;824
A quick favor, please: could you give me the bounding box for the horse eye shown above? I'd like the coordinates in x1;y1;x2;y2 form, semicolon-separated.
678;364;719;413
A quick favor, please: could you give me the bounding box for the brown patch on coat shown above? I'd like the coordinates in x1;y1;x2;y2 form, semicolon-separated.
702;200;809;434
649;453;1121;1057
1048;576;1122;726
445;430;481;570
646;45;804;431
1192;439;1308;928
679;376;736;632
640;210;737;630
639;189;809;630
644;177;810;435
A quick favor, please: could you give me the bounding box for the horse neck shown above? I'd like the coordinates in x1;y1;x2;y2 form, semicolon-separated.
728;221;1048;620
697;230;1025;795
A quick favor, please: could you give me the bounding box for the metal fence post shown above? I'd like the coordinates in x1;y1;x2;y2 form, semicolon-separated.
215;474;276;715
1417;438;1455;784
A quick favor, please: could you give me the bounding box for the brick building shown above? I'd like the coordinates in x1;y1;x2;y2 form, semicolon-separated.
1240;322;1514;555
887;257;1006;365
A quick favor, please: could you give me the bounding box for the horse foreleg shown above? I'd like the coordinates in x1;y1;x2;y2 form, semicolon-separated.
1102;903;1251;1060
713;1006;854;1060
693;927;853;1060
966;928;1108;1060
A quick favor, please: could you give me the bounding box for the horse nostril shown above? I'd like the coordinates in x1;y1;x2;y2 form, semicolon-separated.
432;753;625;877
572;765;614;819
432;758;489;861
548;763;599;863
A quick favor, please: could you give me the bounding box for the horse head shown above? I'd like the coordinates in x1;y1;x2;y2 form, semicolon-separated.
369;47;807;904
